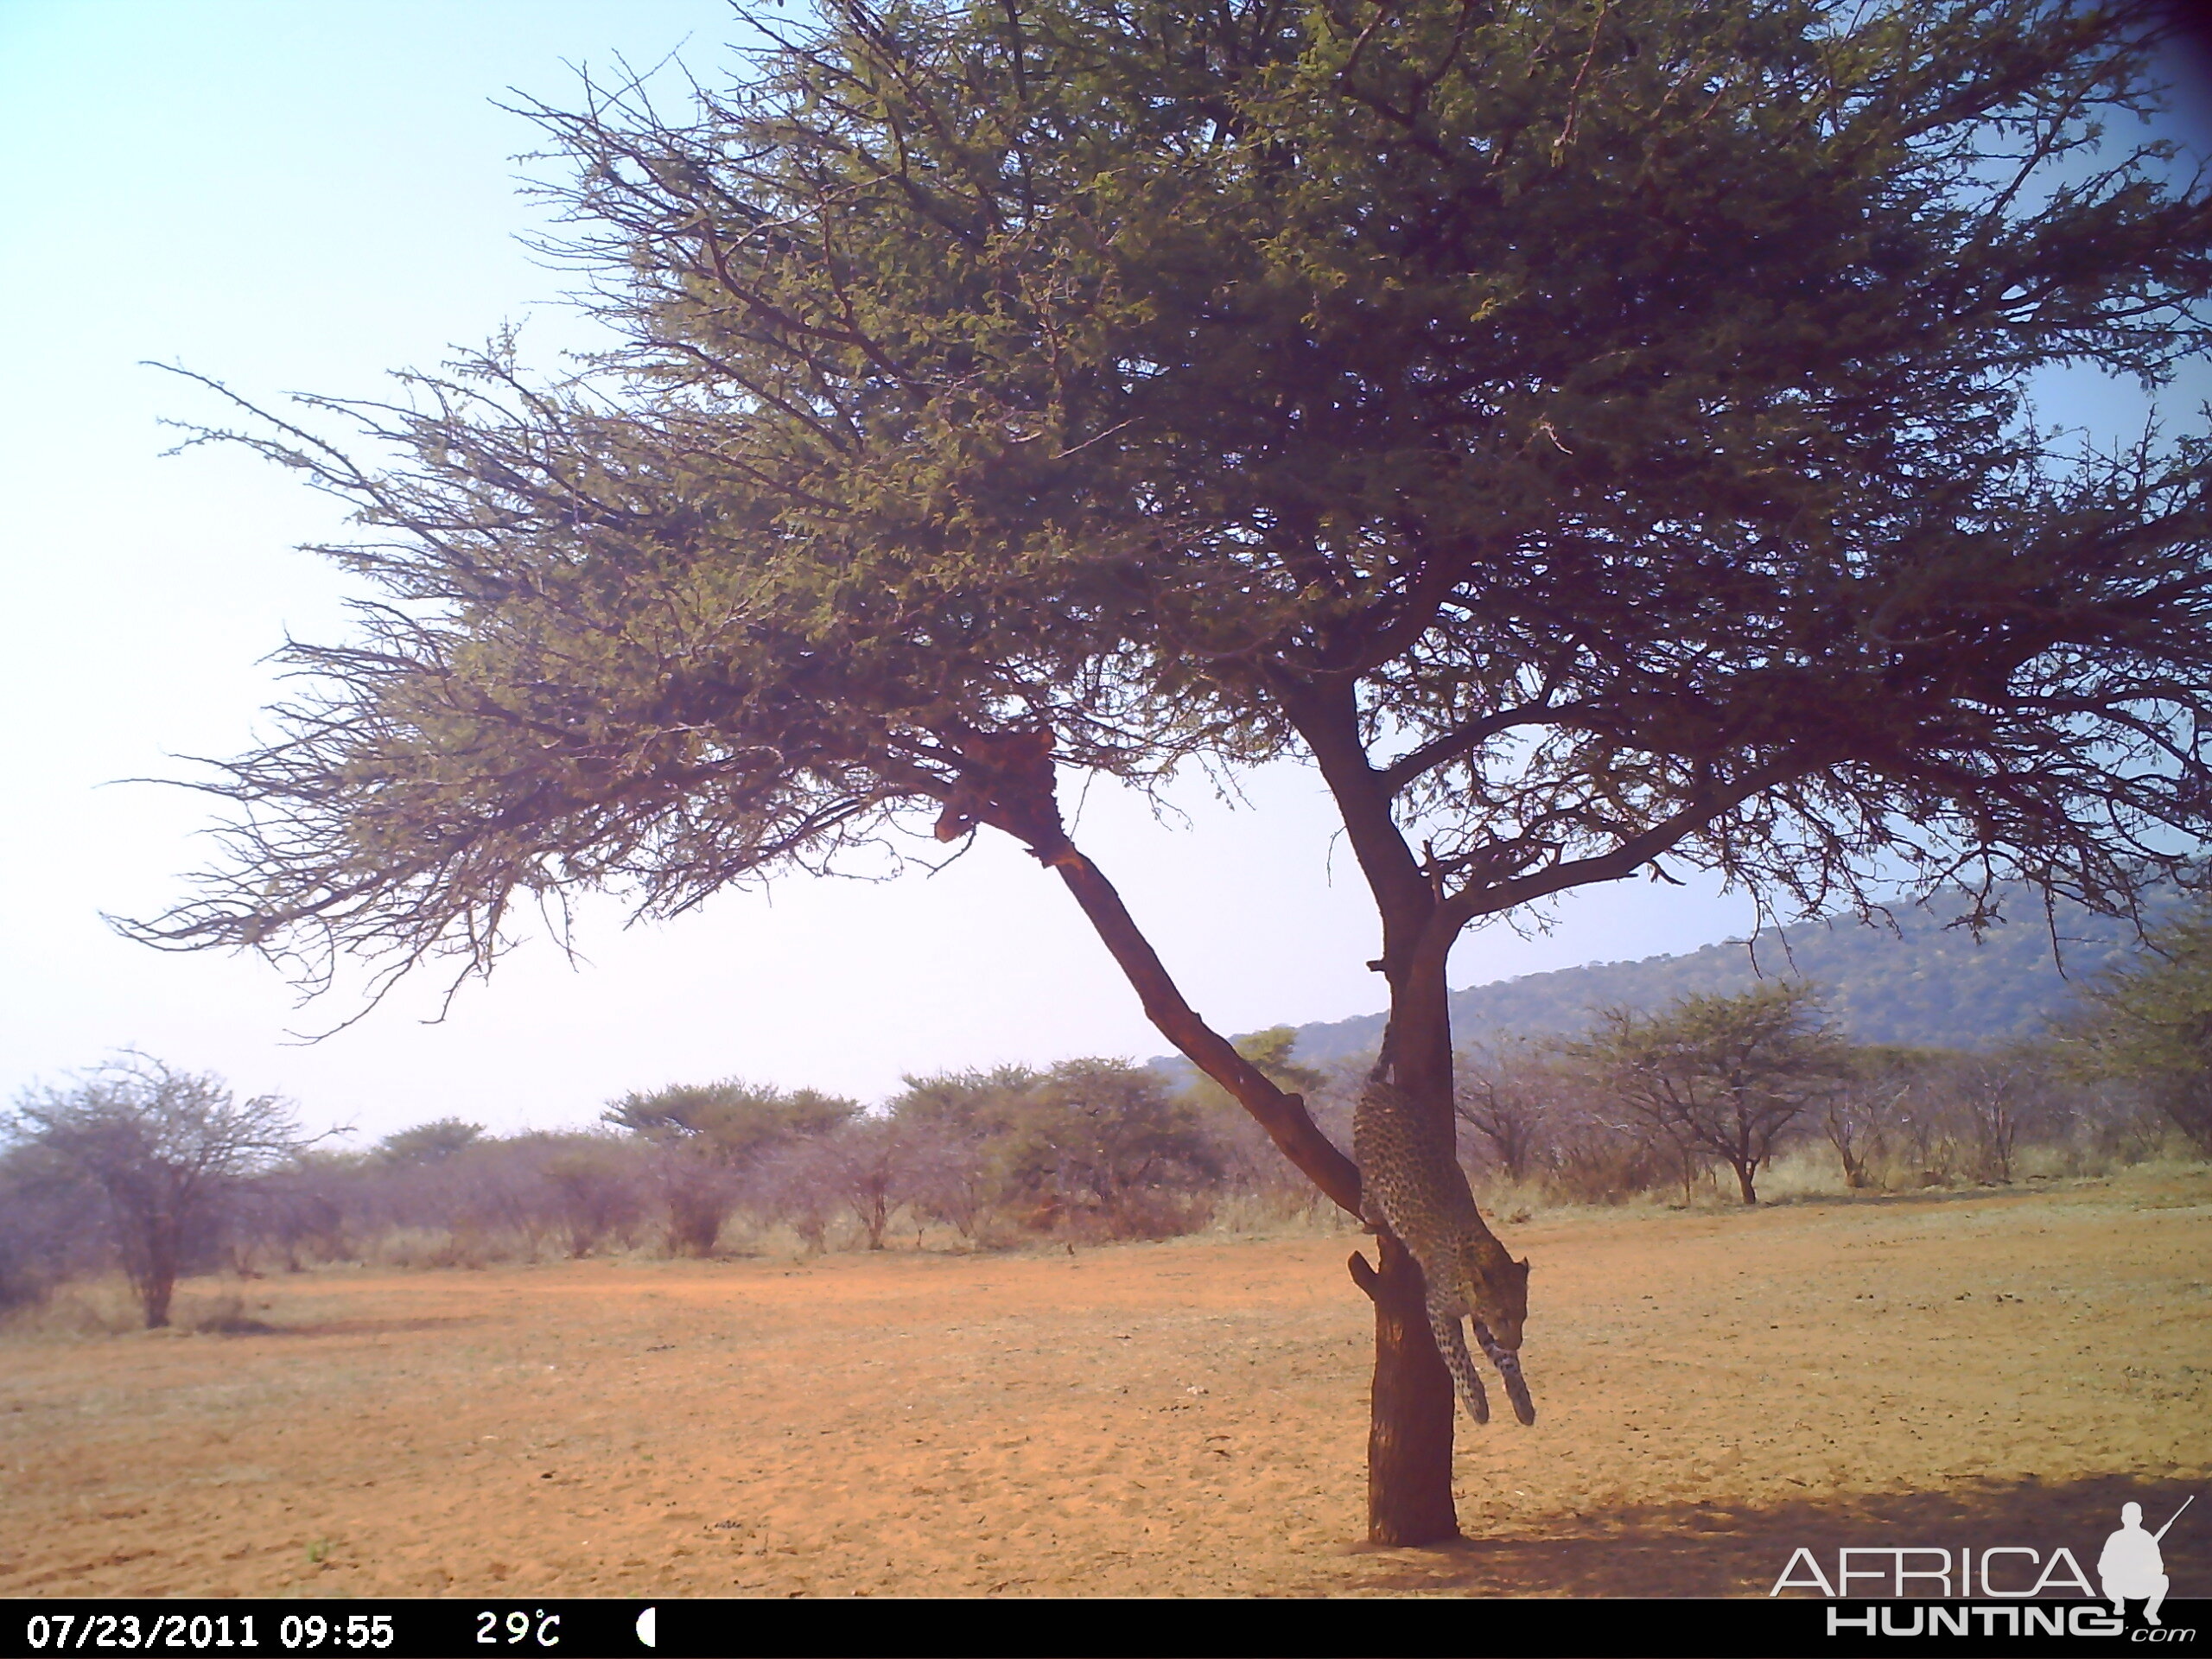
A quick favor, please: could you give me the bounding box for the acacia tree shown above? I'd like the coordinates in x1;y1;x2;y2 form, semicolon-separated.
1006;1057;1225;1235
604;1080;854;1252
887;1065;1039;1239
6;1056;319;1327
779;1113;937;1249
130;0;2212;1541
1583;982;1852;1203
376;1117;485;1166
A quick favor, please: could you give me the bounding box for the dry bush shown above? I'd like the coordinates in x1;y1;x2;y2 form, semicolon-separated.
542;1140;647;1257
5;1057;319;1326
1455;1037;1568;1185
1202;1188;1360;1236
0;1143;107;1313
179;1288;276;1335
898;1130;999;1244
0;1276;147;1339
1453;1039;1681;1205
602;1079;855;1255
228;1163;352;1272
2072;1084;2187;1168
747;1140;838;1252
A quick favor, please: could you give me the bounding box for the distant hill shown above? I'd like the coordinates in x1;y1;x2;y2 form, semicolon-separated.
1278;887;2164;1065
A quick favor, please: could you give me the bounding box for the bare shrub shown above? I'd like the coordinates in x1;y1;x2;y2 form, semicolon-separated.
542;1139;646;1257
747;1140;836;1251
896;1128;998;1244
2070;1081;2181;1167
2;1277;143;1338
6;1056;325;1327
1825;1046;1944;1189
226;1155;356;1272
1941;1050;2056;1184
181;1290;274;1335
0;1141;105;1312
1455;1038;1562;1184
1452;1039;1678;1205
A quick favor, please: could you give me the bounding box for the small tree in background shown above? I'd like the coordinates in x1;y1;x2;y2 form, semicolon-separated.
1943;1048;2055;1183
376;1118;485;1166
1455;1038;1585;1186
886;1066;1040;1243
1823;1045;1938;1189
542;1139;647;1257
1584;983;1850;1205
605;1079;855;1253
2060;898;2212;1154
5;1055;322;1327
1002;1058;1224;1239
230;1155;353;1272
761;1115;931;1250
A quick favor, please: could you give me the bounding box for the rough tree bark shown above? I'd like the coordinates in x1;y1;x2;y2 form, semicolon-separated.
1349;1235;1461;1544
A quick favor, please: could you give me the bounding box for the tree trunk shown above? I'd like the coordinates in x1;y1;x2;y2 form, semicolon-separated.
1734;1160;1758;1205
1363;974;1471;1543
997;769;1465;1547
1350;1233;1459;1544
141;1230;177;1329
1836;1140;1867;1188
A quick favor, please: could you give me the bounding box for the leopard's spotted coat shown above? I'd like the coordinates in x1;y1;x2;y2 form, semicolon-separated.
1355;1071;1535;1427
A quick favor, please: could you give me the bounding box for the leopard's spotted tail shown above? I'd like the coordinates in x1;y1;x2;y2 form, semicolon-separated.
1475;1320;1538;1426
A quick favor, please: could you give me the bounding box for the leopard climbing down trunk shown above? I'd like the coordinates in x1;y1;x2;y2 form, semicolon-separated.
1354;1064;1535;1428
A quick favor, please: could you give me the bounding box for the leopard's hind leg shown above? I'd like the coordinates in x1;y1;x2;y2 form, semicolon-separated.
1427;1300;1490;1427
1472;1320;1538;1427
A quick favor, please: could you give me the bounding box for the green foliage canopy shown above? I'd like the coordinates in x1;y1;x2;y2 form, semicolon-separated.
376;1117;486;1166
136;0;2212;1012
892;1058;1223;1231
1000;1057;1224;1215
602;1078;856;1164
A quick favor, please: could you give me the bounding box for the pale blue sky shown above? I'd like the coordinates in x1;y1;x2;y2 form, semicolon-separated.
0;2;2202;1143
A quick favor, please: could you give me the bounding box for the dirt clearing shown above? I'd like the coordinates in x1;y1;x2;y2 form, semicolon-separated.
3;1166;2204;1598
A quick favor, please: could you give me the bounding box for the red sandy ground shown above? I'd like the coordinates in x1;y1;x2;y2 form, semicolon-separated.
2;1166;2205;1598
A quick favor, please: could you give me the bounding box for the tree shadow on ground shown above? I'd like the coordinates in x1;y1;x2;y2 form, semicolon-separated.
254;1315;491;1338
1333;1474;2204;1598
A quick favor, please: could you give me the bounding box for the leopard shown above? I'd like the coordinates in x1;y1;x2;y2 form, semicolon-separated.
1354;1060;1536;1427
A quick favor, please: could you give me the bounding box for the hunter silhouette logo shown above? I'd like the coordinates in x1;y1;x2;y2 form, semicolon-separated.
2102;1497;2189;1627
1771;1492;2196;1623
